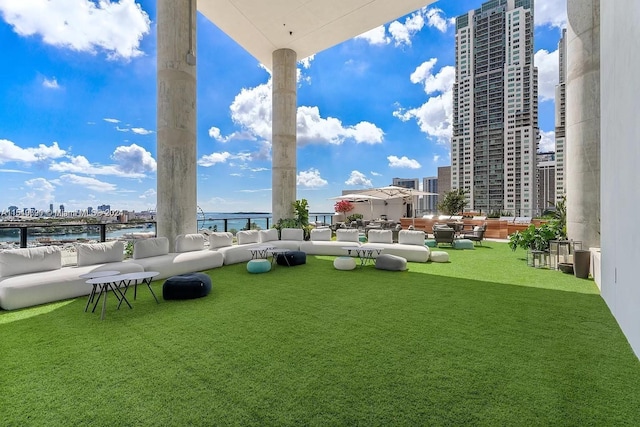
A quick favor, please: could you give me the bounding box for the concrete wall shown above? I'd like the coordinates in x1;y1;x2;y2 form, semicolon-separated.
600;0;640;358
566;0;600;250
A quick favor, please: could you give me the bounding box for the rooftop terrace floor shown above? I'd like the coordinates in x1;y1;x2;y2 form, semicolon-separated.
1;241;638;425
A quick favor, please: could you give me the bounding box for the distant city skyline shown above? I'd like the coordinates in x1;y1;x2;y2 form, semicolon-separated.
0;0;567;213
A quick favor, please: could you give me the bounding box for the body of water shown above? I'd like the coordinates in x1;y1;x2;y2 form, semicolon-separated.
0;213;335;245
197;212;334;233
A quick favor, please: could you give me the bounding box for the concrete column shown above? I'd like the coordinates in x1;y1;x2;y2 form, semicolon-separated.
271;49;298;224
566;0;600;249
157;0;197;250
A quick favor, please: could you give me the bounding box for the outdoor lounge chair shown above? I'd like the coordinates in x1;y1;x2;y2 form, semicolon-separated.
433;227;455;246
462;225;486;245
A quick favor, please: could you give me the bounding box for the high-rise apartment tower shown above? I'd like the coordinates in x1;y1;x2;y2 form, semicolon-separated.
554;28;567;203
451;0;539;215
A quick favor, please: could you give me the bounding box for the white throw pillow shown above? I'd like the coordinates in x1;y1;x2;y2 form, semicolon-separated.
281;228;303;241
237;230;260;245
174;234;205;253
76;241;124;266
367;230;392;244
133;237;170;259
336;229;359;242
209;232;233;249
0;246;62;277
398;230;426;246
259;229;279;243
310;228;331;241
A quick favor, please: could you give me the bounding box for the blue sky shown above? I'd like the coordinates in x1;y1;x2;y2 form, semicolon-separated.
0;0;567;214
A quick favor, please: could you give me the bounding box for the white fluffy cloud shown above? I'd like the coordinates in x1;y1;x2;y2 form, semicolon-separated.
131;127;153;135
0;139;66;164
394;59;455;143
103;118;120;123
139;188;156;200
55;174;116;192
0;0;151;60
297;168;328;188
535;49;559;102
357;7;453;47
355;25;389;45
49;144;155;177
538;130;556;153
198;152;232;167
111;144;156;173
345;170;372;187
21;177;56;207
218;77;384;147
535;0;567;29
387;155;421;169
42;77;60;89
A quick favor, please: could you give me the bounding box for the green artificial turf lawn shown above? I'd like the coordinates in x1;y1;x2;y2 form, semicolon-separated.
1;242;638;426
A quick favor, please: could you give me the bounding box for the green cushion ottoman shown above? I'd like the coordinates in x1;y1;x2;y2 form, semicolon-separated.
424;239;437;248
453;239;475;250
247;259;271;273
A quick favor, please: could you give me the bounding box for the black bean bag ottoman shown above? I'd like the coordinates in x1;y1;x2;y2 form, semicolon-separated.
163;272;212;300
276;250;307;267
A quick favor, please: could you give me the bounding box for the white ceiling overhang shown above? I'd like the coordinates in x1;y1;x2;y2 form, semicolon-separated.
198;0;438;69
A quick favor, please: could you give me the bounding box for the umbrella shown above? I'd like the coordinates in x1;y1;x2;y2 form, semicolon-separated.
358;185;437;199
329;193;384;201
329;194;383;221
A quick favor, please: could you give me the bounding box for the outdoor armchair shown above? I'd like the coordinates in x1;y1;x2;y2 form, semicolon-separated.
462;225;486;245
433;226;455;246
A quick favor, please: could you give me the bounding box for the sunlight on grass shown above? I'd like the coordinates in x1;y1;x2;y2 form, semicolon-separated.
0;299;75;325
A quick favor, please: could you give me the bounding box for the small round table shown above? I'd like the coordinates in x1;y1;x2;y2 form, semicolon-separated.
112;271;161;307
79;270;120;313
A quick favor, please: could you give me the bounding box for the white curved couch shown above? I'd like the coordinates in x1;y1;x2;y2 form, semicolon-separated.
208;228;305;265
362;230;430;263
130;234;223;280
299;229;361;255
0;234;226;311
0;242;144;311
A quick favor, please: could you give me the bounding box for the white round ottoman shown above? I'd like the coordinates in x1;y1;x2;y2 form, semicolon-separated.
334;256;356;270
430;251;450;263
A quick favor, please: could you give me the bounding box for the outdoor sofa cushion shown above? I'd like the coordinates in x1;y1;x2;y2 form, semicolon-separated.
310;228;331;241
174;234;205;253
0;246;62;277
367;230;393;244
133;237;170;259
76;241;124;267
209;232;233;249
236;230;260;245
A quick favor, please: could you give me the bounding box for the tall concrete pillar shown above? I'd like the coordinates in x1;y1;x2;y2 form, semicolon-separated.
272;49;298;223
566;0;600;249
157;0;197;249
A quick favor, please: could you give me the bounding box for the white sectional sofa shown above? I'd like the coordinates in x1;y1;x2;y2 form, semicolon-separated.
209;228;305;265
0;242;144;311
209;230;264;265
0;235;227;311
259;228;304;251
298;228;361;256
362;230;430;263
130;234;224;280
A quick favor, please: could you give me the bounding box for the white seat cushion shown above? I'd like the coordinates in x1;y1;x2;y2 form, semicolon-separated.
430;251;450;263
76;241;124;266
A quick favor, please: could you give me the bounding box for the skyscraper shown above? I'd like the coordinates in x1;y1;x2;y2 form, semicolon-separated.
421;177;438;214
554;28;567;203
451;0;539;216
